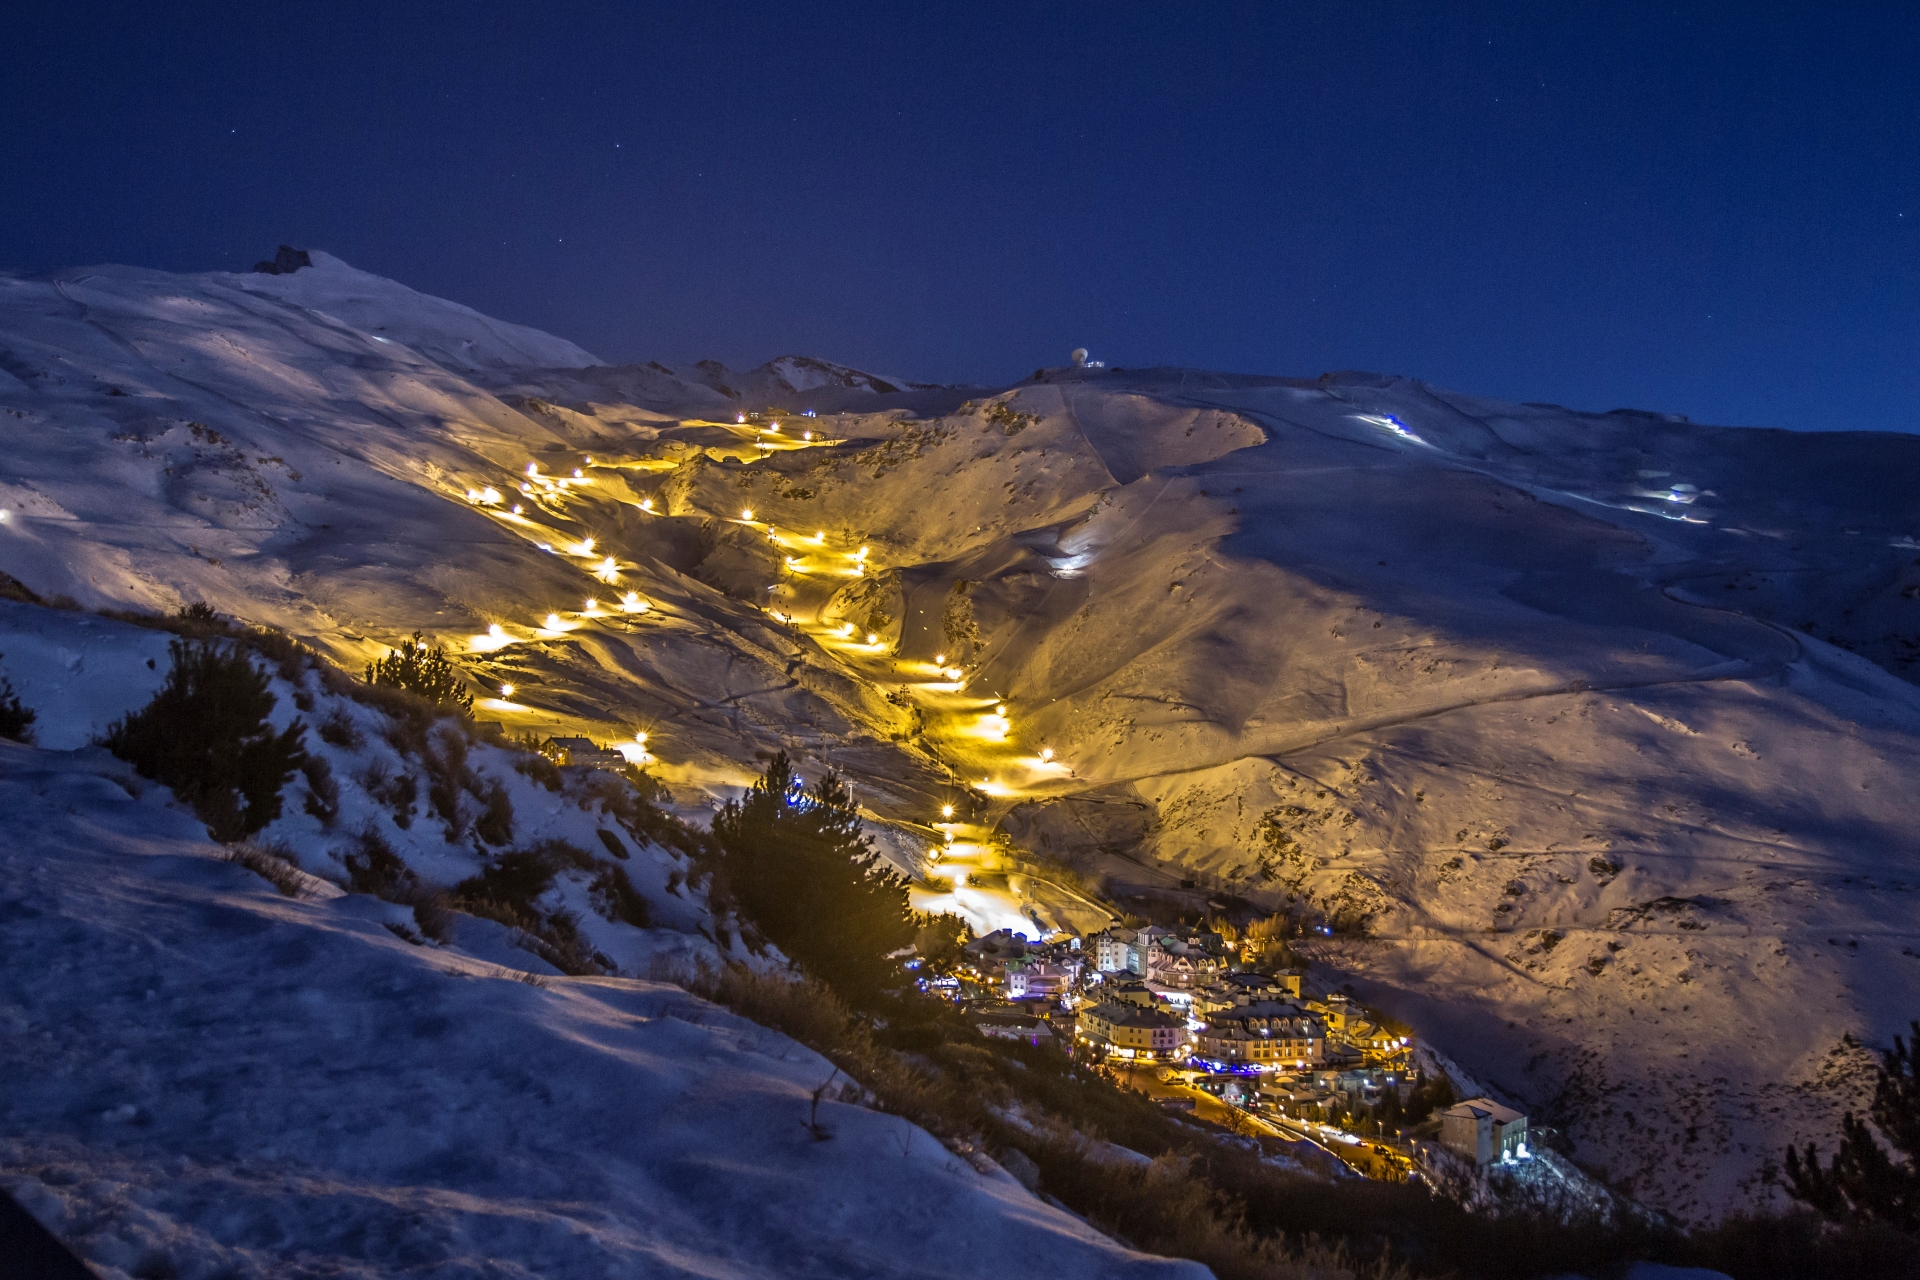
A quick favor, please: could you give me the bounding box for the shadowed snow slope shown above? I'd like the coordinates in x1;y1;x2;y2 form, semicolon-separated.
2;258;1919;1221
0;742;1202;1280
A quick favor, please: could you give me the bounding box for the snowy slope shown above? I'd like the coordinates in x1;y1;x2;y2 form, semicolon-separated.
0;739;1201;1280
233;250;603;371
3;259;1918;1222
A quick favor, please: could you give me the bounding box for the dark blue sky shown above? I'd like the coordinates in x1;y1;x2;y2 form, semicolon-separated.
6;3;1917;430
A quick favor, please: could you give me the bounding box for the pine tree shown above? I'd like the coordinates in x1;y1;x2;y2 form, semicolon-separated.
103;639;307;842
365;631;474;712
1784;1022;1920;1232
0;658;35;743
713;751;916;996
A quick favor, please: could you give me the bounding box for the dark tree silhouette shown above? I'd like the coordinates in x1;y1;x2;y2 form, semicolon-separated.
712;751;916;996
365;631;474;712
0;657;35;743
103;639;306;842
1784;1022;1920;1232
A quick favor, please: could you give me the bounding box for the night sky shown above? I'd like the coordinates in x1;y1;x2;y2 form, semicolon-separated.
6;3;1917;431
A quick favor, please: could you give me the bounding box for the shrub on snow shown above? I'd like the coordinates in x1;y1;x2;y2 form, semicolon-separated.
101;639;306;842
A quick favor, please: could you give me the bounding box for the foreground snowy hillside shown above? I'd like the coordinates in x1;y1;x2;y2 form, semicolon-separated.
0;738;1198;1279
2;251;1918;1220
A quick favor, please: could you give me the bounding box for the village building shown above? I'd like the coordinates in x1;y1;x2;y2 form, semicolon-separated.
1191;972;1303;1016
1076;1000;1189;1062
1145;933;1228;990
1192;1001;1326;1069
1440;1098;1529;1165
539;735;627;770
973;1008;1052;1045
1087;928;1138;974
961;929;1031;979
1005;954;1081;1000
1096;977;1158;1008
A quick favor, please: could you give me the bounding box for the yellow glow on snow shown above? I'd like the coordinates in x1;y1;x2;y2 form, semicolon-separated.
812;531;825;543
855;546;869;560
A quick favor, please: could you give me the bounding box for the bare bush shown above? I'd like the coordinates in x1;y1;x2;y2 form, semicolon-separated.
221;840;311;898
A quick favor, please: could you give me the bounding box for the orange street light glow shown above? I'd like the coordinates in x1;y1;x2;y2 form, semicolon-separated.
622;592;648;613
583;598;601;613
638;498;654;512
500;683;515;698
544;613;563;629
741;508;755;521
934;653;947;664
866;632;879;645
1040;747;1055;762
941;804;955;819
510;504;523;515
573;468;584;478
574;537;595;555
812;530;825;543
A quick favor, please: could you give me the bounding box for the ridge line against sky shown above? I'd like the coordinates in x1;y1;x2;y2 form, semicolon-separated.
4;1;1917;432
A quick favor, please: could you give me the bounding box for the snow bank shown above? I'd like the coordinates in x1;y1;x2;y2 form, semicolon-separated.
0;741;1205;1280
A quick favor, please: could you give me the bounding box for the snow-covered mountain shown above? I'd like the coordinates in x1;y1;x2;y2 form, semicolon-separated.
0;726;1197;1280
2;252;1917;1225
